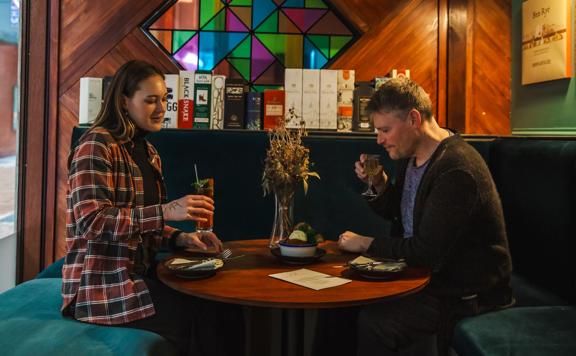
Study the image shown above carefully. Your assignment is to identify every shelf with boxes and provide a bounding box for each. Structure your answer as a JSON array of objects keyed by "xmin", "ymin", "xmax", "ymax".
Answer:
[{"xmin": 78, "ymin": 68, "xmax": 410, "ymax": 134}]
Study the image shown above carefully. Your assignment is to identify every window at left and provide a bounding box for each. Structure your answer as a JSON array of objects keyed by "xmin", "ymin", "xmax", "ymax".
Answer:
[{"xmin": 0, "ymin": 0, "xmax": 20, "ymax": 292}]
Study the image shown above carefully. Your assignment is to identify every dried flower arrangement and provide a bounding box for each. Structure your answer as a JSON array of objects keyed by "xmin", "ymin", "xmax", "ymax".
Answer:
[
  {"xmin": 261, "ymin": 107, "xmax": 320, "ymax": 197},
  {"xmin": 262, "ymin": 107, "xmax": 320, "ymax": 247}
]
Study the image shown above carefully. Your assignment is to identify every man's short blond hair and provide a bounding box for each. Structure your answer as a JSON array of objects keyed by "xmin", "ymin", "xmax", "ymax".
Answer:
[{"xmin": 367, "ymin": 77, "xmax": 433, "ymax": 121}]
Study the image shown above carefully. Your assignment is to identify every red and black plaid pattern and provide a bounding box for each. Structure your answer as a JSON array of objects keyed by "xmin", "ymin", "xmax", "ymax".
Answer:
[{"xmin": 61, "ymin": 127, "xmax": 177, "ymax": 325}]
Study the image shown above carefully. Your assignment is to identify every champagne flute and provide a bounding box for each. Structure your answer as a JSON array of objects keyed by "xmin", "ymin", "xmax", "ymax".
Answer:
[{"xmin": 362, "ymin": 154, "xmax": 381, "ymax": 197}]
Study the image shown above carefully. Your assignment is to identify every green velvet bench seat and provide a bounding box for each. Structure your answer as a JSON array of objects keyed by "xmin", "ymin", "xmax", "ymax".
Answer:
[
  {"xmin": 452, "ymin": 137, "xmax": 576, "ymax": 355},
  {"xmin": 453, "ymin": 306, "xmax": 576, "ymax": 356},
  {"xmin": 0, "ymin": 278, "xmax": 177, "ymax": 356}
]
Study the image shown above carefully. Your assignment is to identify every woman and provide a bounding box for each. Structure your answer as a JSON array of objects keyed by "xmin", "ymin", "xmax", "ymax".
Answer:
[{"xmin": 61, "ymin": 60, "xmax": 235, "ymax": 355}]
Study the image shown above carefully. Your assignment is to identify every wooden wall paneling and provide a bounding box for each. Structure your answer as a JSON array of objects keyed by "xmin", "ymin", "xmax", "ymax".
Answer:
[
  {"xmin": 330, "ymin": 0, "xmax": 439, "ymax": 113},
  {"xmin": 446, "ymin": 0, "xmax": 469, "ymax": 132},
  {"xmin": 44, "ymin": 0, "xmax": 61, "ymax": 267},
  {"xmin": 18, "ymin": 0, "xmax": 60, "ymax": 281},
  {"xmin": 447, "ymin": 0, "xmax": 511, "ymax": 134},
  {"xmin": 469, "ymin": 0, "xmax": 511, "ymax": 134},
  {"xmin": 59, "ymin": 0, "xmax": 165, "ymax": 96},
  {"xmin": 330, "ymin": 0, "xmax": 402, "ymax": 33},
  {"xmin": 437, "ymin": 0, "xmax": 448, "ymax": 127}
]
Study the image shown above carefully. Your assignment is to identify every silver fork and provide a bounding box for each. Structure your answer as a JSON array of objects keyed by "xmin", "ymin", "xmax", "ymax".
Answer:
[
  {"xmin": 219, "ymin": 248, "xmax": 245, "ymax": 261},
  {"xmin": 220, "ymin": 248, "xmax": 232, "ymax": 259}
]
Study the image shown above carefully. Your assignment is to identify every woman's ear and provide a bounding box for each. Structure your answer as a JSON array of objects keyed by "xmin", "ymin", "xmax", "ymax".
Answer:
[{"xmin": 122, "ymin": 95, "xmax": 129, "ymax": 111}]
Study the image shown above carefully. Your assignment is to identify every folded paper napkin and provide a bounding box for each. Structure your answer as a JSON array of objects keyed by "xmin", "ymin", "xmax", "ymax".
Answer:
[
  {"xmin": 169, "ymin": 258, "xmax": 223, "ymax": 271},
  {"xmin": 349, "ymin": 256, "xmax": 406, "ymax": 272}
]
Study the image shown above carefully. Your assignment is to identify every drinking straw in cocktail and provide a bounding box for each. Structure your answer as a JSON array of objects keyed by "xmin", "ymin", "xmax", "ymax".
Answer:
[{"xmin": 194, "ymin": 164, "xmax": 199, "ymax": 184}]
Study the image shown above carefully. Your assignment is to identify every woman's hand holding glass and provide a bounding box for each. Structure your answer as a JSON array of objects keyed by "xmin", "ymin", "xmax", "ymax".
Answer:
[
  {"xmin": 161, "ymin": 195, "xmax": 214, "ymax": 222},
  {"xmin": 356, "ymin": 154, "xmax": 387, "ymax": 197}
]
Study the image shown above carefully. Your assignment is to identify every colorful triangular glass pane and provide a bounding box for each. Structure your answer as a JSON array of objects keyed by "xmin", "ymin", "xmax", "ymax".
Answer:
[
  {"xmin": 229, "ymin": 58, "xmax": 251, "ymax": 80},
  {"xmin": 282, "ymin": 0, "xmax": 304, "ymax": 7},
  {"xmin": 251, "ymin": 35, "xmax": 275, "ymax": 81},
  {"xmin": 278, "ymin": 11, "xmax": 301, "ymax": 34},
  {"xmin": 230, "ymin": 0, "xmax": 252, "ymax": 5},
  {"xmin": 307, "ymin": 34, "xmax": 329, "ymax": 58},
  {"xmin": 203, "ymin": 8, "xmax": 226, "ymax": 31},
  {"xmin": 252, "ymin": 0, "xmax": 277, "ymax": 29},
  {"xmin": 226, "ymin": 8, "xmax": 249, "ymax": 32},
  {"xmin": 213, "ymin": 59, "xmax": 246, "ymax": 81},
  {"xmin": 149, "ymin": 30, "xmax": 172, "ymax": 53},
  {"xmin": 330, "ymin": 35, "xmax": 353, "ymax": 58},
  {"xmin": 252, "ymin": 84, "xmax": 283, "ymax": 92},
  {"xmin": 282, "ymin": 8, "xmax": 327, "ymax": 32},
  {"xmin": 308, "ymin": 11, "xmax": 352, "ymax": 35},
  {"xmin": 172, "ymin": 30, "xmax": 196, "ymax": 54},
  {"xmin": 230, "ymin": 35, "xmax": 252, "ymax": 58},
  {"xmin": 173, "ymin": 33, "xmax": 199, "ymax": 71},
  {"xmin": 149, "ymin": 5, "xmax": 199, "ymax": 30},
  {"xmin": 253, "ymin": 60, "xmax": 284, "ymax": 85},
  {"xmin": 199, "ymin": 32, "xmax": 248, "ymax": 70},
  {"xmin": 230, "ymin": 6, "xmax": 252, "ymax": 29},
  {"xmin": 255, "ymin": 10, "xmax": 278, "ymax": 33},
  {"xmin": 305, "ymin": 0, "xmax": 327, "ymax": 8},
  {"xmin": 304, "ymin": 36, "xmax": 327, "ymax": 69},
  {"xmin": 200, "ymin": 0, "xmax": 225, "ymax": 28},
  {"xmin": 256, "ymin": 33, "xmax": 303, "ymax": 68}
]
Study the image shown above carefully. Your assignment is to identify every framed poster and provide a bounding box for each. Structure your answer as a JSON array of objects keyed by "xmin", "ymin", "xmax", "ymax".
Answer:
[{"xmin": 522, "ymin": 0, "xmax": 572, "ymax": 84}]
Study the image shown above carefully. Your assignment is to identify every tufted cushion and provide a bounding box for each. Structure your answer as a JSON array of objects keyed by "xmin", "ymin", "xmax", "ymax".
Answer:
[
  {"xmin": 0, "ymin": 278, "xmax": 177, "ymax": 356},
  {"xmin": 453, "ymin": 306, "xmax": 576, "ymax": 356}
]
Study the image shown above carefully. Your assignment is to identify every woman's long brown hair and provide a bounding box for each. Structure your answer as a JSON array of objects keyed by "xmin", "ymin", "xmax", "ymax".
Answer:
[{"xmin": 90, "ymin": 60, "xmax": 165, "ymax": 142}]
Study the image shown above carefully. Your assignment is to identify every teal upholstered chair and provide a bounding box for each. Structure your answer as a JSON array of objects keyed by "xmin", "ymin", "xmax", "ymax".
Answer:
[{"xmin": 0, "ymin": 278, "xmax": 177, "ymax": 355}]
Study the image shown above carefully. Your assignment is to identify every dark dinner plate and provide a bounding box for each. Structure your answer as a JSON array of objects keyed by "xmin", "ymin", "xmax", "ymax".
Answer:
[
  {"xmin": 164, "ymin": 257, "xmax": 223, "ymax": 279},
  {"xmin": 270, "ymin": 247, "xmax": 326, "ymax": 265},
  {"xmin": 349, "ymin": 259, "xmax": 407, "ymax": 280}
]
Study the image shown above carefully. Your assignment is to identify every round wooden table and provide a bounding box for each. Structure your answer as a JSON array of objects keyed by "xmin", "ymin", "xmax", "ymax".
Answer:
[
  {"xmin": 158, "ymin": 239, "xmax": 430, "ymax": 308},
  {"xmin": 158, "ymin": 239, "xmax": 430, "ymax": 356}
]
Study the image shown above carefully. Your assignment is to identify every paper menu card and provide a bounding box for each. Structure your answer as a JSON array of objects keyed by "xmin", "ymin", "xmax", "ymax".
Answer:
[{"xmin": 269, "ymin": 269, "xmax": 351, "ymax": 291}]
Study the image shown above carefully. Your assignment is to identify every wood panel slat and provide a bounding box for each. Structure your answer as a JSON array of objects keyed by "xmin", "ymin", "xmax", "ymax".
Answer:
[
  {"xmin": 59, "ymin": 0, "xmax": 165, "ymax": 96},
  {"xmin": 437, "ymin": 0, "xmax": 448, "ymax": 127},
  {"xmin": 18, "ymin": 0, "xmax": 59, "ymax": 281},
  {"xmin": 330, "ymin": 0, "xmax": 439, "ymax": 111},
  {"xmin": 469, "ymin": 0, "xmax": 511, "ymax": 135},
  {"xmin": 44, "ymin": 0, "xmax": 61, "ymax": 267},
  {"xmin": 330, "ymin": 0, "xmax": 402, "ymax": 33}
]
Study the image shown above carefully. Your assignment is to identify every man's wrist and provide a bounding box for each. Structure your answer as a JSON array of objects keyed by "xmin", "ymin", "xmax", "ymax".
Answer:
[{"xmin": 362, "ymin": 236, "xmax": 374, "ymax": 252}]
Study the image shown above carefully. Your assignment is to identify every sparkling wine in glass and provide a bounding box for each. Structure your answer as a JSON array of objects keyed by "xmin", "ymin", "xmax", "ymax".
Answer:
[{"xmin": 362, "ymin": 154, "xmax": 381, "ymax": 197}]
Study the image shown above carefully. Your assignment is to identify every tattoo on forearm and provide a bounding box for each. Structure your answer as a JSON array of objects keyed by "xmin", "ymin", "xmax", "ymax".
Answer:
[{"xmin": 162, "ymin": 201, "xmax": 183, "ymax": 217}]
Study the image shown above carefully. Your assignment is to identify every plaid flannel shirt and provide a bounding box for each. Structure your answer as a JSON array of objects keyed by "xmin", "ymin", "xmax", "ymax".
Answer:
[{"xmin": 61, "ymin": 127, "xmax": 178, "ymax": 325}]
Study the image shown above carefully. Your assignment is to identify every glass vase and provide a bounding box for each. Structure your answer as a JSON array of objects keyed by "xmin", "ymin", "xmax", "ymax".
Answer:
[{"xmin": 269, "ymin": 187, "xmax": 295, "ymax": 249}]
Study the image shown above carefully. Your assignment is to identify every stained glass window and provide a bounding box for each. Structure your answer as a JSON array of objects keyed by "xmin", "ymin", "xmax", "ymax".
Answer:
[{"xmin": 142, "ymin": 0, "xmax": 359, "ymax": 91}]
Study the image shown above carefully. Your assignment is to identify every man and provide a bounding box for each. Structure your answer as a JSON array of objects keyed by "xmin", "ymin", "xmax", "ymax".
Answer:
[{"xmin": 339, "ymin": 77, "xmax": 514, "ymax": 355}]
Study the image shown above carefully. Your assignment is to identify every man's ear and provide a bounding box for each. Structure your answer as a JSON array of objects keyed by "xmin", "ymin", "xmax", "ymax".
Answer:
[{"xmin": 409, "ymin": 109, "xmax": 422, "ymax": 128}]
